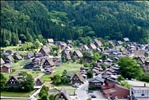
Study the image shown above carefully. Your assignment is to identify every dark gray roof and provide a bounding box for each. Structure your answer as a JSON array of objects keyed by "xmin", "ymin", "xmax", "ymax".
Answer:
[
  {"xmin": 89, "ymin": 77, "xmax": 105, "ymax": 83},
  {"xmin": 59, "ymin": 88, "xmax": 71, "ymax": 100}
]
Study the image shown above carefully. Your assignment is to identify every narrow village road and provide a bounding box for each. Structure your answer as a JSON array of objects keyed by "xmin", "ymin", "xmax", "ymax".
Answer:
[
  {"xmin": 29, "ymin": 73, "xmax": 44, "ymax": 100},
  {"xmin": 76, "ymin": 81, "xmax": 89, "ymax": 100},
  {"xmin": 29, "ymin": 88, "xmax": 42, "ymax": 100}
]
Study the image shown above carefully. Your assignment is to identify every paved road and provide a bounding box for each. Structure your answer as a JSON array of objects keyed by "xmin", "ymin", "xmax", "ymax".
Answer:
[
  {"xmin": 29, "ymin": 73, "xmax": 44, "ymax": 100},
  {"xmin": 76, "ymin": 81, "xmax": 89, "ymax": 100},
  {"xmin": 89, "ymin": 90, "xmax": 106, "ymax": 100}
]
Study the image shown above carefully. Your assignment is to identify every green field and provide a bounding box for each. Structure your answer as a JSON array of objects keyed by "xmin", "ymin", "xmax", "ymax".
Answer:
[
  {"xmin": 1, "ymin": 90, "xmax": 34, "ymax": 97},
  {"xmin": 3, "ymin": 60, "xmax": 43, "ymax": 80},
  {"xmin": 41, "ymin": 63, "xmax": 81, "ymax": 95},
  {"xmin": 1, "ymin": 46, "xmax": 19, "ymax": 50},
  {"xmin": 42, "ymin": 63, "xmax": 82, "ymax": 81},
  {"xmin": 53, "ymin": 63, "xmax": 82, "ymax": 75},
  {"xmin": 2, "ymin": 61, "xmax": 81, "ymax": 97}
]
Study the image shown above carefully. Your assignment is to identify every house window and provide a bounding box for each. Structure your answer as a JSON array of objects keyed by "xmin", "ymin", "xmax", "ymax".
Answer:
[{"xmin": 61, "ymin": 95, "xmax": 63, "ymax": 98}]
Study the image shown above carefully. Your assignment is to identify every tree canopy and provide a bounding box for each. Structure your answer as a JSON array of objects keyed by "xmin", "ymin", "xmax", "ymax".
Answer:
[
  {"xmin": 0, "ymin": 73, "xmax": 6, "ymax": 91},
  {"xmin": 1, "ymin": 1, "xmax": 149, "ymax": 47},
  {"xmin": 118, "ymin": 57, "xmax": 143, "ymax": 80}
]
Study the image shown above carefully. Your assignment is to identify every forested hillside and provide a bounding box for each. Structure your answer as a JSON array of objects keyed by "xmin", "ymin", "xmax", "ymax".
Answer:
[{"xmin": 1, "ymin": 1, "xmax": 149, "ymax": 46}]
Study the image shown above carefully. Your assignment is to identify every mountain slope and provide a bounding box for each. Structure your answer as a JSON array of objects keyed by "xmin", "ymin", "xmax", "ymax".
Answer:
[{"xmin": 1, "ymin": 1, "xmax": 149, "ymax": 46}]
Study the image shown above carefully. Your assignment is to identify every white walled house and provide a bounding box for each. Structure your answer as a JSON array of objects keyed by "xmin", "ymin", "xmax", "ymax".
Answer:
[{"xmin": 130, "ymin": 85, "xmax": 149, "ymax": 100}]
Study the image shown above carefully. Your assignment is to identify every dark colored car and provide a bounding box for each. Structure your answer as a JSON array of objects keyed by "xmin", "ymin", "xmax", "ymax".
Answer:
[
  {"xmin": 88, "ymin": 90, "xmax": 93, "ymax": 93},
  {"xmin": 90, "ymin": 94, "xmax": 96, "ymax": 98}
]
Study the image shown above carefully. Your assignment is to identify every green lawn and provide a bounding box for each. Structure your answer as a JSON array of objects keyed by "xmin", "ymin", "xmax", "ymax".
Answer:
[
  {"xmin": 42, "ymin": 75, "xmax": 51, "ymax": 81},
  {"xmin": 3, "ymin": 60, "xmax": 42, "ymax": 79},
  {"xmin": 41, "ymin": 63, "xmax": 81, "ymax": 95},
  {"xmin": 53, "ymin": 63, "xmax": 82, "ymax": 75},
  {"xmin": 1, "ymin": 45, "xmax": 19, "ymax": 51},
  {"xmin": 1, "ymin": 90, "xmax": 34, "ymax": 97},
  {"xmin": 42, "ymin": 63, "xmax": 82, "ymax": 81}
]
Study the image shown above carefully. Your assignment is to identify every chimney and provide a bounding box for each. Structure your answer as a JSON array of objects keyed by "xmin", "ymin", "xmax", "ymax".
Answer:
[{"xmin": 144, "ymin": 83, "xmax": 146, "ymax": 87}]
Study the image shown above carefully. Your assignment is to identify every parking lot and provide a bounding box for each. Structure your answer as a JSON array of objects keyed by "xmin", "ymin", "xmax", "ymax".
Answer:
[{"xmin": 88, "ymin": 90, "xmax": 107, "ymax": 100}]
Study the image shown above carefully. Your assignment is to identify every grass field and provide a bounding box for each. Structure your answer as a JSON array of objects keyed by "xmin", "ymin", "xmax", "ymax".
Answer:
[
  {"xmin": 1, "ymin": 90, "xmax": 34, "ymax": 97},
  {"xmin": 41, "ymin": 63, "xmax": 81, "ymax": 95},
  {"xmin": 53, "ymin": 63, "xmax": 82, "ymax": 75},
  {"xmin": 42, "ymin": 63, "xmax": 82, "ymax": 81},
  {"xmin": 3, "ymin": 59, "xmax": 43, "ymax": 79},
  {"xmin": 1, "ymin": 46, "xmax": 19, "ymax": 50}
]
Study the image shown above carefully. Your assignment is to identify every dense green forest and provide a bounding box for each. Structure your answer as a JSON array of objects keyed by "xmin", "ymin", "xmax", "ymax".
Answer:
[{"xmin": 1, "ymin": 1, "xmax": 149, "ymax": 47}]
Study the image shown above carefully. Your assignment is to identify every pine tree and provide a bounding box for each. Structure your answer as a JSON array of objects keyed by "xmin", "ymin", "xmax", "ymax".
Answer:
[{"xmin": 26, "ymin": 29, "xmax": 33, "ymax": 42}]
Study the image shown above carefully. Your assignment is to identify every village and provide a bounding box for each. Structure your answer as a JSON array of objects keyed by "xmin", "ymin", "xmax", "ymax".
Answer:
[{"xmin": 0, "ymin": 37, "xmax": 149, "ymax": 100}]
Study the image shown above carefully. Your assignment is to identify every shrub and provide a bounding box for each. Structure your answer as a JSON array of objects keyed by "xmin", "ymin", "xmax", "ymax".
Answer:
[
  {"xmin": 117, "ymin": 75, "xmax": 125, "ymax": 82},
  {"xmin": 141, "ymin": 74, "xmax": 149, "ymax": 82},
  {"xmin": 12, "ymin": 69, "xmax": 16, "ymax": 72},
  {"xmin": 84, "ymin": 63, "xmax": 90, "ymax": 67},
  {"xmin": 87, "ymin": 70, "xmax": 93, "ymax": 78},
  {"xmin": 88, "ymin": 86, "xmax": 97, "ymax": 90}
]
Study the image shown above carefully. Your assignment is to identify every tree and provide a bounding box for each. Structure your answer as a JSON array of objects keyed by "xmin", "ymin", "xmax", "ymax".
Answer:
[
  {"xmin": 101, "ymin": 54, "xmax": 106, "ymax": 60},
  {"xmin": 90, "ymin": 61, "xmax": 96, "ymax": 67},
  {"xmin": 83, "ymin": 52, "xmax": 92, "ymax": 59},
  {"xmin": 34, "ymin": 39, "xmax": 40, "ymax": 49},
  {"xmin": 141, "ymin": 74, "xmax": 149, "ymax": 82},
  {"xmin": 0, "ymin": 72, "xmax": 6, "ymax": 91},
  {"xmin": 93, "ymin": 52, "xmax": 101, "ymax": 61},
  {"xmin": 11, "ymin": 33, "xmax": 18, "ymax": 46},
  {"xmin": 62, "ymin": 70, "xmax": 67, "ymax": 75},
  {"xmin": 26, "ymin": 29, "xmax": 33, "ymax": 42},
  {"xmin": 100, "ymin": 64, "xmax": 106, "ymax": 71},
  {"xmin": 104, "ymin": 36, "xmax": 110, "ymax": 41},
  {"xmin": 61, "ymin": 56, "xmax": 65, "ymax": 63},
  {"xmin": 19, "ymin": 34, "xmax": 26, "ymax": 43},
  {"xmin": 120, "ymin": 81, "xmax": 131, "ymax": 89},
  {"xmin": 39, "ymin": 86, "xmax": 49, "ymax": 100},
  {"xmin": 117, "ymin": 75, "xmax": 125, "ymax": 82},
  {"xmin": 87, "ymin": 70, "xmax": 93, "ymax": 78},
  {"xmin": 51, "ymin": 46, "xmax": 58, "ymax": 51},
  {"xmin": 18, "ymin": 71, "xmax": 34, "ymax": 92},
  {"xmin": 20, "ymin": 42, "xmax": 34, "ymax": 51},
  {"xmin": 72, "ymin": 57, "xmax": 76, "ymax": 62},
  {"xmin": 49, "ymin": 94, "xmax": 57, "ymax": 100},
  {"xmin": 79, "ymin": 58, "xmax": 83, "ymax": 65},
  {"xmin": 61, "ymin": 76, "xmax": 71, "ymax": 84},
  {"xmin": 118, "ymin": 57, "xmax": 143, "ymax": 80},
  {"xmin": 4, "ymin": 40, "xmax": 10, "ymax": 46},
  {"xmin": 84, "ymin": 63, "xmax": 90, "ymax": 67},
  {"xmin": 51, "ymin": 74, "xmax": 62, "ymax": 85}
]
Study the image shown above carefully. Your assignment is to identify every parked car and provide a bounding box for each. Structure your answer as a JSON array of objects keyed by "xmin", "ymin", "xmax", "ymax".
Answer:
[
  {"xmin": 90, "ymin": 94, "xmax": 96, "ymax": 98},
  {"xmin": 88, "ymin": 90, "xmax": 93, "ymax": 93}
]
